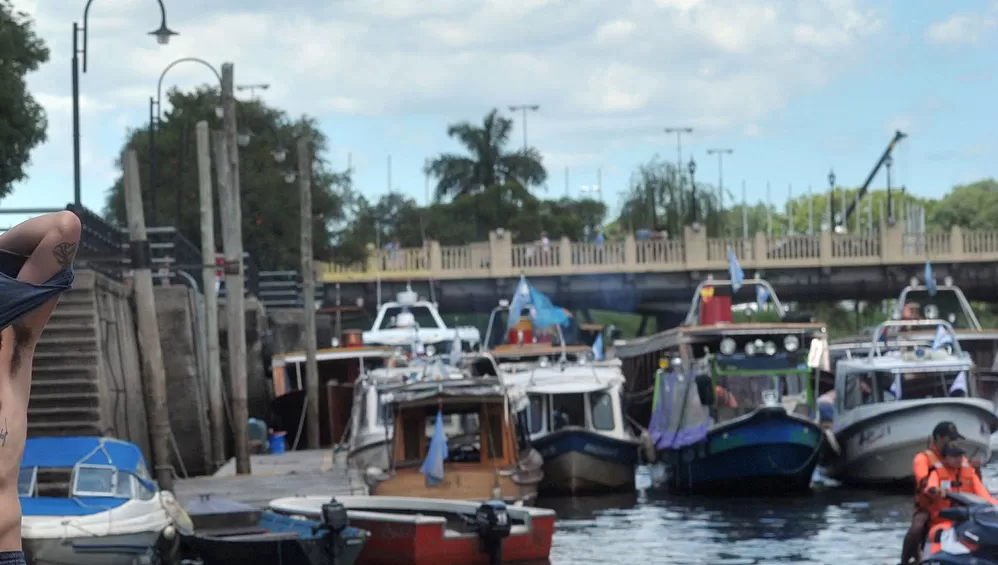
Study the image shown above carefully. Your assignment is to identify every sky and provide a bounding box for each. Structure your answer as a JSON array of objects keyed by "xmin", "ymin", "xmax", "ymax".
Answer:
[{"xmin": 8, "ymin": 0, "xmax": 998, "ymax": 230}]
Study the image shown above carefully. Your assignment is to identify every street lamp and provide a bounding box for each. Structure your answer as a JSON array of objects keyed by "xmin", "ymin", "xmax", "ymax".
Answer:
[
  {"xmin": 828, "ymin": 168, "xmax": 837, "ymax": 231},
  {"xmin": 508, "ymin": 104, "xmax": 540, "ymax": 154},
  {"xmin": 689, "ymin": 158, "xmax": 699, "ymax": 230},
  {"xmin": 73, "ymin": 0, "xmax": 177, "ymax": 206}
]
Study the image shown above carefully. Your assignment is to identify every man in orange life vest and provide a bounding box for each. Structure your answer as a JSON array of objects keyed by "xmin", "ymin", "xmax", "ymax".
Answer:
[
  {"xmin": 921, "ymin": 442, "xmax": 998, "ymax": 557},
  {"xmin": 900, "ymin": 421, "xmax": 984, "ymax": 564}
]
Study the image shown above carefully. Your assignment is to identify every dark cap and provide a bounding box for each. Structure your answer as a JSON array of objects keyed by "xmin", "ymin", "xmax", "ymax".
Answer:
[
  {"xmin": 932, "ymin": 421, "xmax": 965, "ymax": 441},
  {"xmin": 943, "ymin": 444, "xmax": 966, "ymax": 457}
]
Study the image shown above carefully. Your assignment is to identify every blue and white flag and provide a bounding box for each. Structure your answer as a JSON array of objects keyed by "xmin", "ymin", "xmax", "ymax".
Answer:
[
  {"xmin": 950, "ymin": 371, "xmax": 968, "ymax": 395},
  {"xmin": 756, "ymin": 284, "xmax": 769, "ymax": 312},
  {"xmin": 932, "ymin": 325, "xmax": 953, "ymax": 351},
  {"xmin": 529, "ymin": 285, "xmax": 570, "ymax": 328},
  {"xmin": 728, "ymin": 247, "xmax": 745, "ymax": 292},
  {"xmin": 420, "ymin": 409, "xmax": 449, "ymax": 486},
  {"xmin": 592, "ymin": 333, "xmax": 604, "ymax": 361},
  {"xmin": 506, "ymin": 276, "xmax": 531, "ymax": 331},
  {"xmin": 889, "ymin": 374, "xmax": 902, "ymax": 400},
  {"xmin": 925, "ymin": 262, "xmax": 937, "ymax": 296}
]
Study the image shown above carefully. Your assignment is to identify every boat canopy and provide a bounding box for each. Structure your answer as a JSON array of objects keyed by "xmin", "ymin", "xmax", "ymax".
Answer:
[
  {"xmin": 648, "ymin": 366, "xmax": 711, "ymax": 450},
  {"xmin": 380, "ymin": 378, "xmax": 528, "ymax": 411},
  {"xmin": 21, "ymin": 437, "xmax": 147, "ymax": 474}
]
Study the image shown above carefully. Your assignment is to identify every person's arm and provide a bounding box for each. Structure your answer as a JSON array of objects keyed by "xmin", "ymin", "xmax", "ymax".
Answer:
[
  {"xmin": 925, "ymin": 471, "xmax": 944, "ymax": 497},
  {"xmin": 969, "ymin": 473, "xmax": 998, "ymax": 505},
  {"xmin": 0, "ymin": 211, "xmax": 81, "ymax": 338},
  {"xmin": 913, "ymin": 453, "xmax": 929, "ymax": 483}
]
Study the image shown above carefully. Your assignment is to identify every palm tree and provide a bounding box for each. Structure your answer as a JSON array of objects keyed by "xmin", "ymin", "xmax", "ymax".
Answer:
[{"xmin": 426, "ymin": 108, "xmax": 547, "ymax": 201}]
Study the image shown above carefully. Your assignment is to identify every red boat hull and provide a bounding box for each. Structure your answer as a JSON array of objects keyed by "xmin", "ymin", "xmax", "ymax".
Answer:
[{"xmin": 351, "ymin": 514, "xmax": 556, "ymax": 565}]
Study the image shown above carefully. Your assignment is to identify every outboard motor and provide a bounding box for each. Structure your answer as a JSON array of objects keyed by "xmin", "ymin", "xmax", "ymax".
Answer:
[
  {"xmin": 921, "ymin": 491, "xmax": 998, "ymax": 564},
  {"xmin": 475, "ymin": 500, "xmax": 512, "ymax": 565},
  {"xmin": 320, "ymin": 498, "xmax": 350, "ymax": 558}
]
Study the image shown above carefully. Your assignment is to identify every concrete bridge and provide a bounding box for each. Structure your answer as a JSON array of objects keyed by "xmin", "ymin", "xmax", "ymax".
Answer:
[{"xmin": 313, "ymin": 224, "xmax": 998, "ymax": 313}]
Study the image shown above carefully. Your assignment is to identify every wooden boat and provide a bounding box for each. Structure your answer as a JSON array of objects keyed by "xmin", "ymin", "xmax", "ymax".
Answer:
[
  {"xmin": 269, "ymin": 344, "xmax": 394, "ymax": 449},
  {"xmin": 269, "ymin": 495, "xmax": 556, "ymax": 565},
  {"xmin": 484, "ymin": 300, "xmax": 640, "ymax": 495},
  {"xmin": 364, "ymin": 374, "xmax": 543, "ymax": 503},
  {"xmin": 615, "ymin": 276, "xmax": 829, "ymax": 494},
  {"xmin": 179, "ymin": 495, "xmax": 369, "ymax": 565}
]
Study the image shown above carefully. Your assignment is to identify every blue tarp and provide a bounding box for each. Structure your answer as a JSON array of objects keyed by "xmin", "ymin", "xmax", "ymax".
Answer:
[
  {"xmin": 21, "ymin": 437, "xmax": 146, "ymax": 473},
  {"xmin": 20, "ymin": 497, "xmax": 128, "ymax": 517}
]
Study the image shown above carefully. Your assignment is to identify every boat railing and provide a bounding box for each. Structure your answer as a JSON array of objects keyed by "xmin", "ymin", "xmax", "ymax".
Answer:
[
  {"xmin": 893, "ymin": 284, "xmax": 982, "ymax": 330},
  {"xmin": 867, "ymin": 318, "xmax": 964, "ymax": 358},
  {"xmin": 683, "ymin": 276, "xmax": 788, "ymax": 326}
]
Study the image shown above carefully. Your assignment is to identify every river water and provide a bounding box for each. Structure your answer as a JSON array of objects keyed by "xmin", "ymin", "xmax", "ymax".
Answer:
[{"xmin": 539, "ymin": 466, "xmax": 998, "ymax": 564}]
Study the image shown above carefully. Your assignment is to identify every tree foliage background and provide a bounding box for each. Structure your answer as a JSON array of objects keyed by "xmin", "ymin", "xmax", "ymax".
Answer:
[{"xmin": 0, "ymin": 0, "xmax": 50, "ymax": 196}]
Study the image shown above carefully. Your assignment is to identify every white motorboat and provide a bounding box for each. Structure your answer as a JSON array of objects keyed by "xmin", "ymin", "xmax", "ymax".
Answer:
[
  {"xmin": 824, "ymin": 319, "xmax": 998, "ymax": 486},
  {"xmin": 19, "ymin": 436, "xmax": 192, "ymax": 565},
  {"xmin": 362, "ymin": 285, "xmax": 480, "ymax": 350},
  {"xmin": 484, "ymin": 298, "xmax": 640, "ymax": 494}
]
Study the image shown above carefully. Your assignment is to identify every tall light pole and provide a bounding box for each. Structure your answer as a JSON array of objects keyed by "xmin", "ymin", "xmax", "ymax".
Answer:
[
  {"xmin": 73, "ymin": 0, "xmax": 177, "ymax": 206},
  {"xmin": 706, "ymin": 148, "xmax": 733, "ymax": 235},
  {"xmin": 664, "ymin": 127, "xmax": 693, "ymax": 183},
  {"xmin": 688, "ymin": 157, "xmax": 698, "ymax": 229},
  {"xmin": 236, "ymin": 83, "xmax": 270, "ymax": 98},
  {"xmin": 828, "ymin": 169, "xmax": 837, "ymax": 231},
  {"xmin": 508, "ymin": 104, "xmax": 540, "ymax": 154}
]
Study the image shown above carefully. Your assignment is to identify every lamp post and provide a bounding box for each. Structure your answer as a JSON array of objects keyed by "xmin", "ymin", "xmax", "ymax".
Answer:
[
  {"xmin": 828, "ymin": 169, "xmax": 837, "ymax": 231},
  {"xmin": 688, "ymin": 157, "xmax": 698, "ymax": 230},
  {"xmin": 508, "ymin": 104, "xmax": 540, "ymax": 154},
  {"xmin": 706, "ymin": 148, "xmax": 733, "ymax": 236},
  {"xmin": 73, "ymin": 0, "xmax": 177, "ymax": 206},
  {"xmin": 150, "ymin": 58, "xmax": 284, "ymax": 227}
]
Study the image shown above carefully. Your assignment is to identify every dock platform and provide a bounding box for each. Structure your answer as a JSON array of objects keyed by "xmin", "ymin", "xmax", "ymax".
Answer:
[{"xmin": 171, "ymin": 449, "xmax": 366, "ymax": 508}]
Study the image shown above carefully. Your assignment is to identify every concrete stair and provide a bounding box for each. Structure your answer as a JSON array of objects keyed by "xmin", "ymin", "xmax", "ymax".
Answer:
[{"xmin": 28, "ymin": 284, "xmax": 103, "ymax": 438}]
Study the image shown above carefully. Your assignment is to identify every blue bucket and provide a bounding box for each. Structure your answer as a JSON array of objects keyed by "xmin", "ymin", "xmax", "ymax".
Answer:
[{"xmin": 268, "ymin": 431, "xmax": 287, "ymax": 455}]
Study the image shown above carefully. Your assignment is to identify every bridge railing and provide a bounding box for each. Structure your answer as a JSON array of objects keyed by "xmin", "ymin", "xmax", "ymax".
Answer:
[{"xmin": 316, "ymin": 223, "xmax": 996, "ymax": 283}]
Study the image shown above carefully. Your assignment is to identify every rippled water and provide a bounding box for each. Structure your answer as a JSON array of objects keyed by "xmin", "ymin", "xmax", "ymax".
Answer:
[{"xmin": 539, "ymin": 466, "xmax": 998, "ymax": 564}]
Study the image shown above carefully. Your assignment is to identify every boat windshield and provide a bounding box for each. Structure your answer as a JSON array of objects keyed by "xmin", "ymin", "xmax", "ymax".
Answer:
[
  {"xmin": 896, "ymin": 288, "xmax": 976, "ymax": 330},
  {"xmin": 713, "ymin": 373, "xmax": 813, "ymax": 421},
  {"xmin": 842, "ymin": 369, "xmax": 970, "ymax": 408},
  {"xmin": 377, "ymin": 306, "xmax": 444, "ymax": 330}
]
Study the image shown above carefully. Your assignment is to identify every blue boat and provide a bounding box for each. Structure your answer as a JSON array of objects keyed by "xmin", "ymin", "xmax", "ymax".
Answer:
[
  {"xmin": 642, "ymin": 277, "xmax": 829, "ymax": 495},
  {"xmin": 19, "ymin": 436, "xmax": 192, "ymax": 565},
  {"xmin": 485, "ymin": 279, "xmax": 641, "ymax": 495}
]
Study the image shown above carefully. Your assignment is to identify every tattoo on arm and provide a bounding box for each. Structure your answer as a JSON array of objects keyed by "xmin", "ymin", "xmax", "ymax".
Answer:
[
  {"xmin": 0, "ymin": 419, "xmax": 8, "ymax": 447},
  {"xmin": 52, "ymin": 241, "xmax": 78, "ymax": 268}
]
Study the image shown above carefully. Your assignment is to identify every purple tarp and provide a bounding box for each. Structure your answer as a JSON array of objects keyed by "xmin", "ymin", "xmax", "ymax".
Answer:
[{"xmin": 648, "ymin": 369, "xmax": 711, "ymax": 450}]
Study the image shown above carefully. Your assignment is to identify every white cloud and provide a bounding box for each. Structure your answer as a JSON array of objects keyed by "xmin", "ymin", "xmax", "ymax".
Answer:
[
  {"xmin": 926, "ymin": 13, "xmax": 996, "ymax": 46},
  {"xmin": 12, "ymin": 0, "xmax": 884, "ymax": 206}
]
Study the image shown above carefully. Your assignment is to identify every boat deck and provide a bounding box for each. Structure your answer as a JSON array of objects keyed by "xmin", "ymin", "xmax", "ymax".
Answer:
[{"xmin": 172, "ymin": 449, "xmax": 367, "ymax": 507}]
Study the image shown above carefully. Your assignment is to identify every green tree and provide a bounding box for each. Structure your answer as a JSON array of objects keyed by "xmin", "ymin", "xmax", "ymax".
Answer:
[
  {"xmin": 425, "ymin": 108, "xmax": 547, "ymax": 200},
  {"xmin": 928, "ymin": 179, "xmax": 998, "ymax": 231},
  {"xmin": 616, "ymin": 157, "xmax": 724, "ymax": 237},
  {"xmin": 0, "ymin": 0, "xmax": 50, "ymax": 196},
  {"xmin": 102, "ymin": 86, "xmax": 350, "ymax": 270}
]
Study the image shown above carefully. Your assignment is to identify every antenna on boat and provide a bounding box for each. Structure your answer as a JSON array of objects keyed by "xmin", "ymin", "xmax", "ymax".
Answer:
[{"xmin": 375, "ymin": 224, "xmax": 383, "ymax": 308}]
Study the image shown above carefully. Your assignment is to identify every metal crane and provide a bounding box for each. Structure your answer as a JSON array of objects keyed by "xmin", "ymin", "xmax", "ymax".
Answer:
[{"xmin": 835, "ymin": 130, "xmax": 907, "ymax": 230}]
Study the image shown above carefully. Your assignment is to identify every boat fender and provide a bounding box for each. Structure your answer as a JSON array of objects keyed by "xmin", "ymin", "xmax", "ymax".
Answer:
[
  {"xmin": 639, "ymin": 431, "xmax": 657, "ymax": 463},
  {"xmin": 162, "ymin": 525, "xmax": 177, "ymax": 541},
  {"xmin": 475, "ymin": 500, "xmax": 512, "ymax": 565},
  {"xmin": 321, "ymin": 499, "xmax": 349, "ymax": 533},
  {"xmin": 823, "ymin": 429, "xmax": 841, "ymax": 455}
]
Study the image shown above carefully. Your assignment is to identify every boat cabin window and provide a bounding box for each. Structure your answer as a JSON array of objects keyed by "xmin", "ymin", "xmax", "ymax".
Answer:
[
  {"xmin": 713, "ymin": 375, "xmax": 807, "ymax": 420},
  {"xmin": 844, "ymin": 369, "xmax": 969, "ymax": 408},
  {"xmin": 515, "ymin": 410, "xmax": 532, "ymax": 453},
  {"xmin": 470, "ymin": 357, "xmax": 499, "ymax": 378},
  {"xmin": 379, "ymin": 306, "xmax": 443, "ymax": 330},
  {"xmin": 72, "ymin": 465, "xmax": 117, "ymax": 496},
  {"xmin": 589, "ymin": 392, "xmax": 615, "ymax": 431},
  {"xmin": 551, "ymin": 393, "xmax": 586, "ymax": 430},
  {"xmin": 527, "ymin": 395, "xmax": 545, "ymax": 434},
  {"xmin": 897, "ymin": 289, "xmax": 974, "ymax": 329},
  {"xmin": 396, "ymin": 402, "xmax": 507, "ymax": 465},
  {"xmin": 17, "ymin": 467, "xmax": 36, "ymax": 497}
]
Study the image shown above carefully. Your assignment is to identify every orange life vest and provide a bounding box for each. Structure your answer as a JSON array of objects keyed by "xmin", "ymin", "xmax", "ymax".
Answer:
[{"xmin": 915, "ymin": 449, "xmax": 945, "ymax": 511}]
